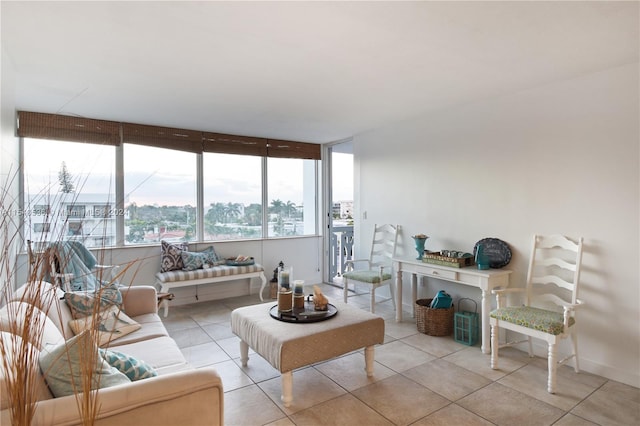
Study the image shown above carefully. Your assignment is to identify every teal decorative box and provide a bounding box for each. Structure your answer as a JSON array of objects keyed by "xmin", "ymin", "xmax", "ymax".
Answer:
[{"xmin": 454, "ymin": 298, "xmax": 479, "ymax": 346}]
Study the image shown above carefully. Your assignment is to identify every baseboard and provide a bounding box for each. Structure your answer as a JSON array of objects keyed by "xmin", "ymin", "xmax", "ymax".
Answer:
[
  {"xmin": 400, "ymin": 300, "xmax": 640, "ymax": 389},
  {"xmin": 515, "ymin": 336, "xmax": 640, "ymax": 388}
]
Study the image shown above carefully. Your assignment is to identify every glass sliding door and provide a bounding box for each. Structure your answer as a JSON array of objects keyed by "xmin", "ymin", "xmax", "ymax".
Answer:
[{"xmin": 326, "ymin": 141, "xmax": 353, "ymax": 286}]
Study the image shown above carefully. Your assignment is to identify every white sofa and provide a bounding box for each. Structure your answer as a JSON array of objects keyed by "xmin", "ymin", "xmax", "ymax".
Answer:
[{"xmin": 0, "ymin": 281, "xmax": 223, "ymax": 425}]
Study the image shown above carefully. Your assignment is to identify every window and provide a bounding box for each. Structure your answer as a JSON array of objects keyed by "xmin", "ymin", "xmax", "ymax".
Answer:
[
  {"xmin": 33, "ymin": 222, "xmax": 50, "ymax": 233},
  {"xmin": 68, "ymin": 222, "xmax": 83, "ymax": 236},
  {"xmin": 33, "ymin": 204, "xmax": 50, "ymax": 216},
  {"xmin": 23, "ymin": 138, "xmax": 116, "ymax": 248},
  {"xmin": 267, "ymin": 157, "xmax": 316, "ymax": 237},
  {"xmin": 66, "ymin": 205, "xmax": 86, "ymax": 219},
  {"xmin": 93, "ymin": 204, "xmax": 111, "ymax": 218},
  {"xmin": 123, "ymin": 144, "xmax": 197, "ymax": 245},
  {"xmin": 20, "ymin": 112, "xmax": 321, "ymax": 248},
  {"xmin": 203, "ymin": 153, "xmax": 262, "ymax": 240}
]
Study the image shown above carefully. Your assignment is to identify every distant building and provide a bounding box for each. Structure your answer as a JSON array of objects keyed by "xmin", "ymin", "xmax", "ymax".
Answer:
[
  {"xmin": 26, "ymin": 193, "xmax": 127, "ymax": 249},
  {"xmin": 332, "ymin": 202, "xmax": 341, "ymax": 218},
  {"xmin": 332, "ymin": 200, "xmax": 353, "ymax": 219},
  {"xmin": 338, "ymin": 200, "xmax": 353, "ymax": 219}
]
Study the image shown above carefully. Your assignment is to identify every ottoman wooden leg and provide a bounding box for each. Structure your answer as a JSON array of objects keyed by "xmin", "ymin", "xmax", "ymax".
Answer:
[
  {"xmin": 364, "ymin": 345, "xmax": 375, "ymax": 377},
  {"xmin": 281, "ymin": 371, "xmax": 293, "ymax": 407},
  {"xmin": 240, "ymin": 340, "xmax": 249, "ymax": 367}
]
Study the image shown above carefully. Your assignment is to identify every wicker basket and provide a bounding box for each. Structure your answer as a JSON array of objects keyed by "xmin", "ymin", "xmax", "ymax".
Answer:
[{"xmin": 415, "ymin": 298, "xmax": 454, "ymax": 336}]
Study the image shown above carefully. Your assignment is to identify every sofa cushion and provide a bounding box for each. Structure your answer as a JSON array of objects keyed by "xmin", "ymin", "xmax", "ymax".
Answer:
[
  {"xmin": 0, "ymin": 332, "xmax": 53, "ymax": 410},
  {"xmin": 106, "ymin": 316, "xmax": 168, "ymax": 346},
  {"xmin": 130, "ymin": 312, "xmax": 165, "ymax": 325},
  {"xmin": 0, "ymin": 302, "xmax": 64, "ymax": 350},
  {"xmin": 68, "ymin": 305, "xmax": 141, "ymax": 347},
  {"xmin": 160, "ymin": 240, "xmax": 189, "ymax": 272},
  {"xmin": 13, "ymin": 281, "xmax": 76, "ymax": 339},
  {"xmin": 490, "ymin": 306, "xmax": 575, "ymax": 335},
  {"xmin": 99, "ymin": 348, "xmax": 158, "ymax": 381},
  {"xmin": 156, "ymin": 263, "xmax": 264, "ymax": 283},
  {"xmin": 63, "ymin": 282, "xmax": 123, "ymax": 319},
  {"xmin": 111, "ymin": 336, "xmax": 188, "ymax": 373},
  {"xmin": 39, "ymin": 330, "xmax": 130, "ymax": 397}
]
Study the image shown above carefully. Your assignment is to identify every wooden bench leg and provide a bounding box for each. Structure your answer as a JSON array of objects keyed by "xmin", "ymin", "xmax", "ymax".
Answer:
[
  {"xmin": 157, "ymin": 291, "xmax": 174, "ymax": 318},
  {"xmin": 364, "ymin": 345, "xmax": 375, "ymax": 377},
  {"xmin": 240, "ymin": 340, "xmax": 249, "ymax": 367},
  {"xmin": 259, "ymin": 271, "xmax": 268, "ymax": 302},
  {"xmin": 281, "ymin": 371, "xmax": 293, "ymax": 408}
]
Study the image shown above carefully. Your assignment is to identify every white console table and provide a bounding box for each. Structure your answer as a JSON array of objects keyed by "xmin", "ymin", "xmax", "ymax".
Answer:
[{"xmin": 393, "ymin": 258, "xmax": 512, "ymax": 354}]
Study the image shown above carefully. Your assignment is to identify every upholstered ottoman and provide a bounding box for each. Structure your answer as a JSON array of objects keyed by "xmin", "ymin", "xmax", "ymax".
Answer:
[{"xmin": 231, "ymin": 301, "xmax": 385, "ymax": 407}]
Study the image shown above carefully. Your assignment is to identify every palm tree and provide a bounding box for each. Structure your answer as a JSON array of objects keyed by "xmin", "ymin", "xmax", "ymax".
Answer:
[
  {"xmin": 243, "ymin": 203, "xmax": 262, "ymax": 226},
  {"xmin": 205, "ymin": 202, "xmax": 226, "ymax": 224},
  {"xmin": 224, "ymin": 202, "xmax": 241, "ymax": 223},
  {"xmin": 270, "ymin": 199, "xmax": 284, "ymax": 217},
  {"xmin": 283, "ymin": 201, "xmax": 296, "ymax": 218}
]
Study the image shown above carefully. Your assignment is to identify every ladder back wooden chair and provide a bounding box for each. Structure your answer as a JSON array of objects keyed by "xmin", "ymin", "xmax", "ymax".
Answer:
[
  {"xmin": 342, "ymin": 224, "xmax": 399, "ymax": 313},
  {"xmin": 490, "ymin": 234, "xmax": 584, "ymax": 393}
]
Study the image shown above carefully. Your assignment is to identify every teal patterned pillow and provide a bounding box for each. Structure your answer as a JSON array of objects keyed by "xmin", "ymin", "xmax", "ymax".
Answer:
[
  {"xmin": 181, "ymin": 250, "xmax": 205, "ymax": 271},
  {"xmin": 64, "ymin": 282, "xmax": 123, "ymax": 319},
  {"xmin": 99, "ymin": 348, "xmax": 158, "ymax": 381},
  {"xmin": 201, "ymin": 246, "xmax": 220, "ymax": 264},
  {"xmin": 180, "ymin": 246, "xmax": 220, "ymax": 271}
]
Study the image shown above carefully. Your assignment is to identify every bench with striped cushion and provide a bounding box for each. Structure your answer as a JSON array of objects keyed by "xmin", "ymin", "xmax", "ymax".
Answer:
[{"xmin": 155, "ymin": 264, "xmax": 268, "ymax": 316}]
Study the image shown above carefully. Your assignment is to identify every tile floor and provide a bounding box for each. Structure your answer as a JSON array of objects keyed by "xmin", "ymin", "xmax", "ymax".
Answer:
[{"xmin": 163, "ymin": 284, "xmax": 639, "ymax": 426}]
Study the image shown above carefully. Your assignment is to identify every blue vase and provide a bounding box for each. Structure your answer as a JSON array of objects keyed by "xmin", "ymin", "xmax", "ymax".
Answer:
[
  {"xmin": 413, "ymin": 237, "xmax": 428, "ymax": 260},
  {"xmin": 475, "ymin": 244, "xmax": 490, "ymax": 270}
]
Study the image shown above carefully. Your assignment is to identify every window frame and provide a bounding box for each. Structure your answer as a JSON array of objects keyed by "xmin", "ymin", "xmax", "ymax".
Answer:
[{"xmin": 20, "ymin": 137, "xmax": 320, "ymax": 248}]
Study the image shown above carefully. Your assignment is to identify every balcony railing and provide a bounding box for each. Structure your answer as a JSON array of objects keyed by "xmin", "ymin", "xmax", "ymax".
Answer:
[{"xmin": 330, "ymin": 225, "xmax": 353, "ymax": 281}]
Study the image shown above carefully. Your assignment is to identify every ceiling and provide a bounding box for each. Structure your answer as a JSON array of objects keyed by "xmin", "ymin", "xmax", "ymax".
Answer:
[{"xmin": 2, "ymin": 1, "xmax": 638, "ymax": 144}]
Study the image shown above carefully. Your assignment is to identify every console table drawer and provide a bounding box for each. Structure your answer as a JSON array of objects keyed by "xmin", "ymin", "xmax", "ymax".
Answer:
[{"xmin": 424, "ymin": 267, "xmax": 457, "ymax": 280}]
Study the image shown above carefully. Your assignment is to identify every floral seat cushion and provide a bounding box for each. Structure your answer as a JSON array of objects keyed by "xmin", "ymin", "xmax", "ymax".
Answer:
[
  {"xmin": 490, "ymin": 306, "xmax": 575, "ymax": 335},
  {"xmin": 342, "ymin": 270, "xmax": 391, "ymax": 284}
]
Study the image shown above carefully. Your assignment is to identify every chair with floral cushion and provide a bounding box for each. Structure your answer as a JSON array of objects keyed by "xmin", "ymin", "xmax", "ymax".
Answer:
[
  {"xmin": 490, "ymin": 234, "xmax": 584, "ymax": 394},
  {"xmin": 342, "ymin": 224, "xmax": 399, "ymax": 313}
]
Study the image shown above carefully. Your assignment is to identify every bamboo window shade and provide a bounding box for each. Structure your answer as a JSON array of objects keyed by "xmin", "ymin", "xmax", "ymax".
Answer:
[
  {"xmin": 17, "ymin": 111, "xmax": 120, "ymax": 145},
  {"xmin": 202, "ymin": 132, "xmax": 269, "ymax": 157},
  {"xmin": 17, "ymin": 111, "xmax": 321, "ymax": 160},
  {"xmin": 122, "ymin": 123, "xmax": 203, "ymax": 154},
  {"xmin": 267, "ymin": 139, "xmax": 321, "ymax": 160}
]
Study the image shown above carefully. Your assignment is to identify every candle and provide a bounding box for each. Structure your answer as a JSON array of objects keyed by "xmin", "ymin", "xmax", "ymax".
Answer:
[
  {"xmin": 278, "ymin": 266, "xmax": 292, "ymax": 289},
  {"xmin": 281, "ymin": 271, "xmax": 289, "ymax": 286}
]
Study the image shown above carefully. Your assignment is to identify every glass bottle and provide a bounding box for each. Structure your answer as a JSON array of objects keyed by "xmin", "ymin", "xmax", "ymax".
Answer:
[{"xmin": 475, "ymin": 243, "xmax": 490, "ymax": 270}]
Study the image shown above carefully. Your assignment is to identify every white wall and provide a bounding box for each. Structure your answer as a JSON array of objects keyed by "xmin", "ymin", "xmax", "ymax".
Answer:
[
  {"xmin": 352, "ymin": 63, "xmax": 639, "ymax": 387},
  {"xmin": 0, "ymin": 44, "xmax": 20, "ymax": 291}
]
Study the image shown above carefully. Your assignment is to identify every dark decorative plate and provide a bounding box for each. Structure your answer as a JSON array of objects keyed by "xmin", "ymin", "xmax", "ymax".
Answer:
[
  {"xmin": 473, "ymin": 238, "xmax": 512, "ymax": 268},
  {"xmin": 269, "ymin": 303, "xmax": 338, "ymax": 323}
]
